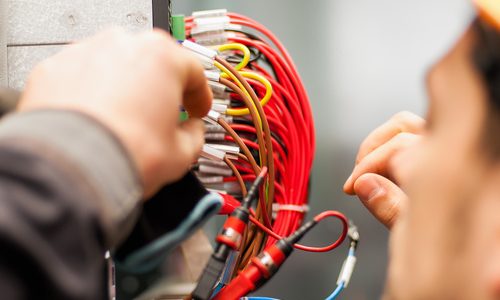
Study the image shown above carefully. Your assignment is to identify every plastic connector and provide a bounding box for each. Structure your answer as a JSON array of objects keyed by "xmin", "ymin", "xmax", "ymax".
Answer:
[
  {"xmin": 192, "ymin": 9, "xmax": 228, "ymax": 19},
  {"xmin": 348, "ymin": 221, "xmax": 360, "ymax": 249},
  {"xmin": 197, "ymin": 175, "xmax": 224, "ymax": 185},
  {"xmin": 208, "ymin": 81, "xmax": 229, "ymax": 99},
  {"xmin": 182, "ymin": 40, "xmax": 217, "ymax": 59},
  {"xmin": 193, "ymin": 52, "xmax": 215, "ymax": 69},
  {"xmin": 213, "ymin": 98, "xmax": 231, "ymax": 106},
  {"xmin": 199, "ymin": 165, "xmax": 233, "ymax": 177},
  {"xmin": 171, "ymin": 15, "xmax": 186, "ymax": 41},
  {"xmin": 193, "ymin": 16, "xmax": 230, "ymax": 27},
  {"xmin": 203, "ymin": 110, "xmax": 221, "ymax": 125},
  {"xmin": 335, "ymin": 220, "xmax": 359, "ymax": 288},
  {"xmin": 205, "ymin": 144, "xmax": 239, "ymax": 160},
  {"xmin": 204, "ymin": 132, "xmax": 225, "ymax": 141},
  {"xmin": 211, "ymin": 103, "xmax": 227, "ymax": 113},
  {"xmin": 205, "ymin": 123, "xmax": 226, "ymax": 133},
  {"xmin": 205, "ymin": 144, "xmax": 239, "ymax": 156},
  {"xmin": 204, "ymin": 70, "xmax": 221, "ymax": 82},
  {"xmin": 193, "ymin": 34, "xmax": 228, "ymax": 47},
  {"xmin": 191, "ymin": 25, "xmax": 226, "ymax": 36},
  {"xmin": 198, "ymin": 157, "xmax": 228, "ymax": 168},
  {"xmin": 201, "ymin": 144, "xmax": 225, "ymax": 161},
  {"xmin": 336, "ymin": 254, "xmax": 357, "ymax": 287}
]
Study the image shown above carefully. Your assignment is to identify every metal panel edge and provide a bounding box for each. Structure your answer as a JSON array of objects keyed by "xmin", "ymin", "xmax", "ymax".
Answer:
[{"xmin": 0, "ymin": 0, "xmax": 7, "ymax": 85}]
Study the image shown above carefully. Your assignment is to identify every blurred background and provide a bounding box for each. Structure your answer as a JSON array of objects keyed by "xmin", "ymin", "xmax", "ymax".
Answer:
[{"xmin": 175, "ymin": 1, "xmax": 472, "ymax": 299}]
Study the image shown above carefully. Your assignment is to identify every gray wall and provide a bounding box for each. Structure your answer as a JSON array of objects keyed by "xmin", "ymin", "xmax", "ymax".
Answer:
[{"xmin": 176, "ymin": 1, "xmax": 472, "ymax": 299}]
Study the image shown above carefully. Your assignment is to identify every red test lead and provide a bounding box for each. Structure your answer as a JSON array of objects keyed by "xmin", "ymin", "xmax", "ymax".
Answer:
[
  {"xmin": 213, "ymin": 220, "xmax": 317, "ymax": 300},
  {"xmin": 192, "ymin": 168, "xmax": 268, "ymax": 300}
]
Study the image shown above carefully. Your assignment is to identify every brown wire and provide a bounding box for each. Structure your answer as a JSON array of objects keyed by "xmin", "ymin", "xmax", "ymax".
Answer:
[
  {"xmin": 217, "ymin": 57, "xmax": 275, "ymax": 224},
  {"xmin": 217, "ymin": 78, "xmax": 264, "ymax": 268},
  {"xmin": 216, "ymin": 57, "xmax": 277, "ymax": 269},
  {"xmin": 237, "ymin": 152, "xmax": 250, "ymax": 162},
  {"xmin": 216, "ymin": 78, "xmax": 265, "ymax": 270},
  {"xmin": 224, "ymin": 156, "xmax": 247, "ymax": 196}
]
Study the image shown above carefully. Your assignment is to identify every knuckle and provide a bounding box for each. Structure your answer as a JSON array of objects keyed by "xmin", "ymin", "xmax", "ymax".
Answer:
[
  {"xmin": 30, "ymin": 58, "xmax": 52, "ymax": 79},
  {"xmin": 392, "ymin": 132, "xmax": 413, "ymax": 144},
  {"xmin": 101, "ymin": 27, "xmax": 128, "ymax": 42},
  {"xmin": 392, "ymin": 111, "xmax": 425, "ymax": 132},
  {"xmin": 392, "ymin": 132, "xmax": 421, "ymax": 153},
  {"xmin": 382, "ymin": 198, "xmax": 400, "ymax": 227},
  {"xmin": 146, "ymin": 30, "xmax": 173, "ymax": 46},
  {"xmin": 392, "ymin": 111, "xmax": 416, "ymax": 123}
]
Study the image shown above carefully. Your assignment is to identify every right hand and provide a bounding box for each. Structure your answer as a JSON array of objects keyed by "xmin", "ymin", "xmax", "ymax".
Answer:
[
  {"xmin": 18, "ymin": 28, "xmax": 212, "ymax": 197},
  {"xmin": 343, "ymin": 111, "xmax": 426, "ymax": 228}
]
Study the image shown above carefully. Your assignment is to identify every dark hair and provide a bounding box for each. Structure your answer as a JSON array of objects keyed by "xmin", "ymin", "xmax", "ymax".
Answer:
[
  {"xmin": 473, "ymin": 18, "xmax": 500, "ymax": 109},
  {"xmin": 472, "ymin": 18, "xmax": 500, "ymax": 156}
]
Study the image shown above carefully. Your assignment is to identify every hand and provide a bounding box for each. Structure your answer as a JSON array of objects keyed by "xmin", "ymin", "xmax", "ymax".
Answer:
[
  {"xmin": 18, "ymin": 28, "xmax": 212, "ymax": 197},
  {"xmin": 343, "ymin": 111, "xmax": 425, "ymax": 228}
]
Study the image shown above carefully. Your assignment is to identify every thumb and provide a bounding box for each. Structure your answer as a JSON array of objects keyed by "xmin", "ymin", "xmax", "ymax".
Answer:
[
  {"xmin": 143, "ymin": 118, "xmax": 205, "ymax": 198},
  {"xmin": 353, "ymin": 173, "xmax": 408, "ymax": 229},
  {"xmin": 174, "ymin": 118, "xmax": 205, "ymax": 167}
]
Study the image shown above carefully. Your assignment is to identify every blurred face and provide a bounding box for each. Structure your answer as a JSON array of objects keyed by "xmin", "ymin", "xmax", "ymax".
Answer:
[{"xmin": 385, "ymin": 26, "xmax": 500, "ymax": 299}]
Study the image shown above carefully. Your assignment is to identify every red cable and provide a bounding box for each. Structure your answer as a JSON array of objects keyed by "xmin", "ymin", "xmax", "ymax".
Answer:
[{"xmin": 249, "ymin": 209, "xmax": 348, "ymax": 252}]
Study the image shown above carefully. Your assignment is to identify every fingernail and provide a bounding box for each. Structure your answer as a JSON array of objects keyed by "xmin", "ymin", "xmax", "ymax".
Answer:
[
  {"xmin": 343, "ymin": 174, "xmax": 353, "ymax": 190},
  {"xmin": 356, "ymin": 177, "xmax": 384, "ymax": 202}
]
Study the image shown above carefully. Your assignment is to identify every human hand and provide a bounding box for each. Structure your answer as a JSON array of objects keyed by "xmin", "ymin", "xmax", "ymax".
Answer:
[
  {"xmin": 343, "ymin": 111, "xmax": 425, "ymax": 228},
  {"xmin": 18, "ymin": 28, "xmax": 212, "ymax": 197}
]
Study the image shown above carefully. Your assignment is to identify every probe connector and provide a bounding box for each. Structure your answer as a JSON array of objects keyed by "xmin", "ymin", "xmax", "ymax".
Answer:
[
  {"xmin": 213, "ymin": 220, "xmax": 317, "ymax": 300},
  {"xmin": 192, "ymin": 168, "xmax": 268, "ymax": 300}
]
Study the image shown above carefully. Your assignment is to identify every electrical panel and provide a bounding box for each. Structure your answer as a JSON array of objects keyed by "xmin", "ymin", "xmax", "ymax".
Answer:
[{"xmin": 0, "ymin": 0, "xmax": 169, "ymax": 89}]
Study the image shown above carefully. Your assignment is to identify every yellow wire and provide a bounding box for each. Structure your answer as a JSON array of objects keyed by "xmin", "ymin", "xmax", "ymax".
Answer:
[
  {"xmin": 225, "ymin": 72, "xmax": 273, "ymax": 116},
  {"xmin": 217, "ymin": 43, "xmax": 251, "ymax": 71},
  {"xmin": 214, "ymin": 60, "xmax": 264, "ymax": 167},
  {"xmin": 215, "ymin": 56, "xmax": 273, "ymax": 207},
  {"xmin": 214, "ymin": 61, "xmax": 251, "ymax": 103},
  {"xmin": 214, "ymin": 61, "xmax": 259, "ymax": 122}
]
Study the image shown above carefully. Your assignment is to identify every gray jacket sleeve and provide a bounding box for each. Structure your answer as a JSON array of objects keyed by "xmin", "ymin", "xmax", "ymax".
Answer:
[{"xmin": 0, "ymin": 110, "xmax": 143, "ymax": 299}]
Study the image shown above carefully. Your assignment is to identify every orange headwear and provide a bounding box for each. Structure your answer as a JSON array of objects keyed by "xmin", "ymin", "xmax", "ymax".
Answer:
[{"xmin": 475, "ymin": 0, "xmax": 500, "ymax": 31}]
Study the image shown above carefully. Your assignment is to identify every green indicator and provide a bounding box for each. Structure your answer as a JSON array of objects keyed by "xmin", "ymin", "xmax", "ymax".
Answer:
[{"xmin": 171, "ymin": 15, "xmax": 186, "ymax": 41}]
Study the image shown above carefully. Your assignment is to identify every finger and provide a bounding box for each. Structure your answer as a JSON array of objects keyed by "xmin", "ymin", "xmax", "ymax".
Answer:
[
  {"xmin": 144, "ymin": 30, "xmax": 212, "ymax": 118},
  {"xmin": 353, "ymin": 173, "xmax": 408, "ymax": 229},
  {"xmin": 344, "ymin": 132, "xmax": 420, "ymax": 194},
  {"xmin": 355, "ymin": 111, "xmax": 425, "ymax": 165},
  {"xmin": 172, "ymin": 118, "xmax": 206, "ymax": 174},
  {"xmin": 178, "ymin": 49, "xmax": 213, "ymax": 118}
]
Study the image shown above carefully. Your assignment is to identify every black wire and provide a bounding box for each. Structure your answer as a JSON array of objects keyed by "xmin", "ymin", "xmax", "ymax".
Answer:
[
  {"xmin": 224, "ymin": 29, "xmax": 265, "ymax": 43},
  {"xmin": 226, "ymin": 46, "xmax": 262, "ymax": 64}
]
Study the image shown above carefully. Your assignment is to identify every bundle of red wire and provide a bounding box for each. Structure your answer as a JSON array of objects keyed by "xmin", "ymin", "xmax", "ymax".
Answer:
[{"xmin": 184, "ymin": 11, "xmax": 347, "ymax": 271}]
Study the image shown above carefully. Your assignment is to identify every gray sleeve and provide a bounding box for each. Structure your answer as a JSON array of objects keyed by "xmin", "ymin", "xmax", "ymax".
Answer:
[{"xmin": 0, "ymin": 110, "xmax": 144, "ymax": 248}]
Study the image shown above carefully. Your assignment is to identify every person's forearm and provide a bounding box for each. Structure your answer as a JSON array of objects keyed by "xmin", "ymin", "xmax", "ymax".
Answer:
[
  {"xmin": 0, "ymin": 110, "xmax": 143, "ymax": 299},
  {"xmin": 0, "ymin": 110, "xmax": 144, "ymax": 247}
]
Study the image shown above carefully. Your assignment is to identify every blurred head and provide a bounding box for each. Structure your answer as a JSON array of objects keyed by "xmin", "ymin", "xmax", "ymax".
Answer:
[{"xmin": 385, "ymin": 3, "xmax": 500, "ymax": 300}]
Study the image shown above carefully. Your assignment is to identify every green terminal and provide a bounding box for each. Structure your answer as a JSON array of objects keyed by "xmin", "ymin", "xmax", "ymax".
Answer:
[
  {"xmin": 172, "ymin": 15, "xmax": 187, "ymax": 122},
  {"xmin": 179, "ymin": 111, "xmax": 189, "ymax": 122},
  {"xmin": 171, "ymin": 15, "xmax": 186, "ymax": 41}
]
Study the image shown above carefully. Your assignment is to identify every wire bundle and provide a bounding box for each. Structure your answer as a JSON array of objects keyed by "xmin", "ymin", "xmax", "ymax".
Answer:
[
  {"xmin": 179, "ymin": 8, "xmax": 349, "ymax": 278},
  {"xmin": 184, "ymin": 9, "xmax": 317, "ymax": 268},
  {"xmin": 174, "ymin": 9, "xmax": 358, "ymax": 300}
]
